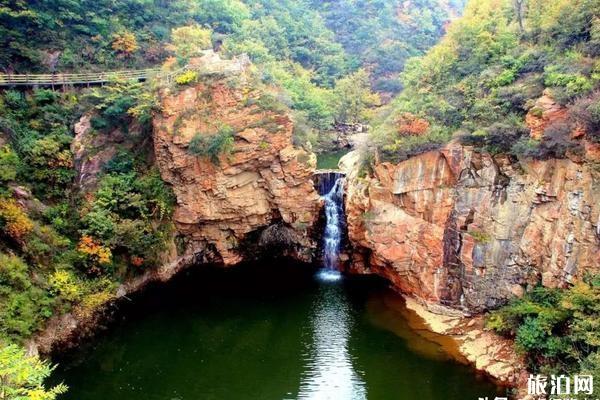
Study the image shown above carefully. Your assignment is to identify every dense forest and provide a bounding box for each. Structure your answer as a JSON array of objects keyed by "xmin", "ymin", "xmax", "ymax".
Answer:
[
  {"xmin": 0, "ymin": 0, "xmax": 464, "ymax": 141},
  {"xmin": 371, "ymin": 0, "xmax": 600, "ymax": 163},
  {"xmin": 1, "ymin": 0, "xmax": 600, "ymax": 398}
]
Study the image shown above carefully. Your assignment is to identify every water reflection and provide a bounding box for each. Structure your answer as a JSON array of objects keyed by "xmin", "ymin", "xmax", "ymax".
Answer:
[
  {"xmin": 298, "ymin": 282, "xmax": 367, "ymax": 400},
  {"xmin": 52, "ymin": 263, "xmax": 501, "ymax": 400}
]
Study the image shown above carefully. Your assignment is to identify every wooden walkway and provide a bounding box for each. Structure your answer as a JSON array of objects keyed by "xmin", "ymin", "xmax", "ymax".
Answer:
[
  {"xmin": 0, "ymin": 68, "xmax": 165, "ymax": 87},
  {"xmin": 0, "ymin": 51, "xmax": 247, "ymax": 88}
]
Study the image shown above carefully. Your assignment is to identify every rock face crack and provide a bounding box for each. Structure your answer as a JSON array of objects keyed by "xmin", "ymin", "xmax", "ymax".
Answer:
[{"xmin": 441, "ymin": 210, "xmax": 465, "ymax": 308}]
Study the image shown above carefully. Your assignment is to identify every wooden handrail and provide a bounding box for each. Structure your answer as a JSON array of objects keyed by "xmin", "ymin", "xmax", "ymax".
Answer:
[{"xmin": 0, "ymin": 67, "xmax": 170, "ymax": 87}]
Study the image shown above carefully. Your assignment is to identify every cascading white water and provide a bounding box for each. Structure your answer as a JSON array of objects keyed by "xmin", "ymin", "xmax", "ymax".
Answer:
[
  {"xmin": 301, "ymin": 172, "xmax": 367, "ymax": 397},
  {"xmin": 317, "ymin": 173, "xmax": 345, "ymax": 281}
]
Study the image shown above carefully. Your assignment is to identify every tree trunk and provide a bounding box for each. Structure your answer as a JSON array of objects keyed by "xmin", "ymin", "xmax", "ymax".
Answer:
[{"xmin": 514, "ymin": 0, "xmax": 525, "ymax": 34}]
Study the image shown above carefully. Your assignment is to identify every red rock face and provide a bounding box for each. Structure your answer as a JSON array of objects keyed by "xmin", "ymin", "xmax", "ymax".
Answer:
[
  {"xmin": 525, "ymin": 92, "xmax": 600, "ymax": 163},
  {"xmin": 344, "ymin": 142, "xmax": 600, "ymax": 312},
  {"xmin": 525, "ymin": 93, "xmax": 568, "ymax": 140},
  {"xmin": 153, "ymin": 57, "xmax": 320, "ymax": 265}
]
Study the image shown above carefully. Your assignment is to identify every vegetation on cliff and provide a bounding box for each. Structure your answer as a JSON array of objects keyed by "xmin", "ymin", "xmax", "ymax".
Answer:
[
  {"xmin": 371, "ymin": 0, "xmax": 600, "ymax": 162},
  {"xmin": 0, "ymin": 82, "xmax": 176, "ymax": 396},
  {"xmin": 0, "ymin": 344, "xmax": 67, "ymax": 399},
  {"xmin": 0, "ymin": 0, "xmax": 461, "ymax": 137},
  {"xmin": 488, "ymin": 280, "xmax": 600, "ymax": 384}
]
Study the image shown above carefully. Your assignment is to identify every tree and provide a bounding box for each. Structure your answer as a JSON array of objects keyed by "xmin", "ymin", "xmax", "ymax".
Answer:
[
  {"xmin": 194, "ymin": 0, "xmax": 250, "ymax": 33},
  {"xmin": 112, "ymin": 31, "xmax": 138, "ymax": 56},
  {"xmin": 0, "ymin": 344, "xmax": 67, "ymax": 400},
  {"xmin": 0, "ymin": 146, "xmax": 19, "ymax": 184},
  {"xmin": 332, "ymin": 69, "xmax": 380, "ymax": 124},
  {"xmin": 168, "ymin": 25, "xmax": 212, "ymax": 60},
  {"xmin": 0, "ymin": 199, "xmax": 33, "ymax": 242},
  {"xmin": 514, "ymin": 0, "xmax": 525, "ymax": 33}
]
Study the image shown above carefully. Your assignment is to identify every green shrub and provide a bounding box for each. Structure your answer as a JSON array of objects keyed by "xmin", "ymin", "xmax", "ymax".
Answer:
[
  {"xmin": 81, "ymin": 209, "xmax": 117, "ymax": 244},
  {"xmin": 492, "ymin": 69, "xmax": 517, "ymax": 87},
  {"xmin": 23, "ymin": 224, "xmax": 71, "ymax": 265},
  {"xmin": 32, "ymin": 89, "xmax": 60, "ymax": 105},
  {"xmin": 545, "ymin": 70, "xmax": 582, "ymax": 87},
  {"xmin": 256, "ymin": 93, "xmax": 288, "ymax": 113},
  {"xmin": 569, "ymin": 93, "xmax": 600, "ymax": 143},
  {"xmin": 0, "ymin": 254, "xmax": 29, "ymax": 290},
  {"xmin": 21, "ymin": 133, "xmax": 75, "ymax": 199},
  {"xmin": 530, "ymin": 107, "xmax": 544, "ymax": 118},
  {"xmin": 90, "ymin": 115, "xmax": 109, "ymax": 131},
  {"xmin": 469, "ymin": 230, "xmax": 492, "ymax": 243},
  {"xmin": 0, "ymin": 145, "xmax": 19, "ymax": 183},
  {"xmin": 80, "ymin": 167, "xmax": 175, "ymax": 269},
  {"xmin": 103, "ymin": 150, "xmax": 135, "ymax": 174},
  {"xmin": 461, "ymin": 122, "xmax": 529, "ymax": 155},
  {"xmin": 544, "ymin": 66, "xmax": 593, "ymax": 102},
  {"xmin": 3, "ymin": 91, "xmax": 25, "ymax": 109},
  {"xmin": 89, "ymin": 81, "xmax": 155, "ymax": 131},
  {"xmin": 0, "ymin": 290, "xmax": 54, "ymax": 338},
  {"xmin": 188, "ymin": 126, "xmax": 235, "ymax": 163},
  {"xmin": 0, "ymin": 344, "xmax": 68, "ymax": 399},
  {"xmin": 43, "ymin": 203, "xmax": 77, "ymax": 237},
  {"xmin": 133, "ymin": 168, "xmax": 175, "ymax": 221},
  {"xmin": 487, "ymin": 283, "xmax": 600, "ymax": 373},
  {"xmin": 379, "ymin": 126, "xmax": 452, "ymax": 163},
  {"xmin": 511, "ymin": 137, "xmax": 541, "ymax": 157},
  {"xmin": 49, "ymin": 270, "xmax": 84, "ymax": 303}
]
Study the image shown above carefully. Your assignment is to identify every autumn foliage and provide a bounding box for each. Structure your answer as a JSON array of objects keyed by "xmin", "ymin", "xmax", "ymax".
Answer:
[
  {"xmin": 396, "ymin": 113, "xmax": 430, "ymax": 136},
  {"xmin": 77, "ymin": 235, "xmax": 112, "ymax": 266},
  {"xmin": 0, "ymin": 199, "xmax": 34, "ymax": 241},
  {"xmin": 112, "ymin": 31, "xmax": 138, "ymax": 55},
  {"xmin": 131, "ymin": 256, "xmax": 144, "ymax": 267}
]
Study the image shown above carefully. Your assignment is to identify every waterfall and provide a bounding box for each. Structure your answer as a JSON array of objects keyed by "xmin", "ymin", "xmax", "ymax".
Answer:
[{"xmin": 316, "ymin": 172, "xmax": 345, "ymax": 281}]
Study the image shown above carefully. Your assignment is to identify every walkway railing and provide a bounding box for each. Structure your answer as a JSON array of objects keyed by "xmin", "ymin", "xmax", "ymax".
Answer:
[
  {"xmin": 0, "ymin": 68, "xmax": 165, "ymax": 87},
  {"xmin": 0, "ymin": 50, "xmax": 249, "ymax": 88}
]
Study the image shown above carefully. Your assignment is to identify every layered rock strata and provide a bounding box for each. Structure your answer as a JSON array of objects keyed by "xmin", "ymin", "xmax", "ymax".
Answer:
[{"xmin": 153, "ymin": 54, "xmax": 321, "ymax": 265}]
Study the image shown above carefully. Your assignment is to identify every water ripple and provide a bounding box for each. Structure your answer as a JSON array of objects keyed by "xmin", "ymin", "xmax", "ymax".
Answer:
[{"xmin": 298, "ymin": 284, "xmax": 367, "ymax": 400}]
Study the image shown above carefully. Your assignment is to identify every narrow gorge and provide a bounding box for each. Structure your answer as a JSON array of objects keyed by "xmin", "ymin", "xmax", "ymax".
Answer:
[{"xmin": 18, "ymin": 49, "xmax": 599, "ymax": 400}]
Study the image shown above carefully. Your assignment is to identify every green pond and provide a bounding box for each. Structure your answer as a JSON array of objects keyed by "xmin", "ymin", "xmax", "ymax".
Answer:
[
  {"xmin": 51, "ymin": 261, "xmax": 504, "ymax": 400},
  {"xmin": 317, "ymin": 150, "xmax": 348, "ymax": 170}
]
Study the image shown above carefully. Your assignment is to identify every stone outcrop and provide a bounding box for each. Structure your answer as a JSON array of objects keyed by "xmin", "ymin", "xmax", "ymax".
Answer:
[
  {"xmin": 153, "ymin": 54, "xmax": 321, "ymax": 265},
  {"xmin": 402, "ymin": 297, "xmax": 528, "ymax": 389},
  {"xmin": 525, "ymin": 92, "xmax": 568, "ymax": 140},
  {"xmin": 343, "ymin": 141, "xmax": 600, "ymax": 313},
  {"xmin": 525, "ymin": 91, "xmax": 600, "ymax": 163}
]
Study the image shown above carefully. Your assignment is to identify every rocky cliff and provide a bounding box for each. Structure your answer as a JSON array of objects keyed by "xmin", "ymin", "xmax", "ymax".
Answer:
[
  {"xmin": 343, "ymin": 142, "xmax": 600, "ymax": 313},
  {"xmin": 153, "ymin": 54, "xmax": 321, "ymax": 265}
]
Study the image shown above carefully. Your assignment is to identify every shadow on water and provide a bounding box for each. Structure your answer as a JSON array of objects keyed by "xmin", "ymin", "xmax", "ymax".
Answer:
[{"xmin": 51, "ymin": 260, "xmax": 504, "ymax": 400}]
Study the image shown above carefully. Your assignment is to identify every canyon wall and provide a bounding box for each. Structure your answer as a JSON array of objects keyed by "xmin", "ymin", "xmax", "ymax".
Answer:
[
  {"xmin": 343, "ymin": 142, "xmax": 600, "ymax": 313},
  {"xmin": 153, "ymin": 54, "xmax": 321, "ymax": 265}
]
